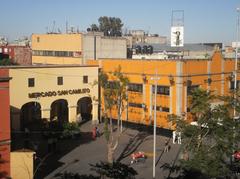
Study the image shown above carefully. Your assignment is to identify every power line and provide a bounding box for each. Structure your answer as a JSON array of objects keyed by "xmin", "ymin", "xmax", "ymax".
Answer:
[
  {"xmin": 14, "ymin": 69, "xmax": 98, "ymax": 78},
  {"xmin": 105, "ymin": 70, "xmax": 236, "ymax": 78}
]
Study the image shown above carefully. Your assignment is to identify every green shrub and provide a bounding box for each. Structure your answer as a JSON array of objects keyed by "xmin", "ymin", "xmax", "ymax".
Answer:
[{"xmin": 61, "ymin": 122, "xmax": 81, "ymax": 139}]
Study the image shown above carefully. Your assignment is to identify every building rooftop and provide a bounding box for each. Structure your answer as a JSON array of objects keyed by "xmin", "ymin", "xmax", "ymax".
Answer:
[
  {"xmin": 0, "ymin": 64, "xmax": 99, "ymax": 69},
  {"xmin": 134, "ymin": 43, "xmax": 221, "ymax": 52}
]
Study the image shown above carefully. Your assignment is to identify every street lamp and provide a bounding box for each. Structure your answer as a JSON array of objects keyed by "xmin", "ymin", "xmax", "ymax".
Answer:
[
  {"xmin": 234, "ymin": 7, "xmax": 240, "ymax": 118},
  {"xmin": 151, "ymin": 70, "xmax": 160, "ymax": 179}
]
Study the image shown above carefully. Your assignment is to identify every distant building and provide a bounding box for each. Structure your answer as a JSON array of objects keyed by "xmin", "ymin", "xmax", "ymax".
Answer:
[
  {"xmin": 83, "ymin": 32, "xmax": 127, "ymax": 60},
  {"xmin": 11, "ymin": 36, "xmax": 31, "ymax": 47},
  {"xmin": 13, "ymin": 46, "xmax": 32, "ymax": 65},
  {"xmin": 0, "ymin": 37, "xmax": 8, "ymax": 46},
  {"xmin": 132, "ymin": 43, "xmax": 221, "ymax": 60},
  {"xmin": 127, "ymin": 30, "xmax": 167, "ymax": 45},
  {"xmin": 32, "ymin": 32, "xmax": 127, "ymax": 65},
  {"xmin": 145, "ymin": 34, "xmax": 167, "ymax": 44},
  {"xmin": 0, "ymin": 45, "xmax": 32, "ymax": 65}
]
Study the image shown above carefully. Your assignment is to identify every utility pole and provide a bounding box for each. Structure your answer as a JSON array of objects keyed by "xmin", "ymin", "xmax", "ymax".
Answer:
[
  {"xmin": 151, "ymin": 70, "xmax": 160, "ymax": 179},
  {"xmin": 234, "ymin": 7, "xmax": 240, "ymax": 118}
]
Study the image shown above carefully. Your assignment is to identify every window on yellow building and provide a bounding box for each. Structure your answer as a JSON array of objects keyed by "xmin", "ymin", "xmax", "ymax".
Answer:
[
  {"xmin": 152, "ymin": 106, "xmax": 169, "ymax": 112},
  {"xmin": 32, "ymin": 50, "xmax": 74, "ymax": 57},
  {"xmin": 57, "ymin": 77, "xmax": 63, "ymax": 85},
  {"xmin": 152, "ymin": 85, "xmax": 170, "ymax": 95},
  {"xmin": 28, "ymin": 78, "xmax": 35, "ymax": 87},
  {"xmin": 230, "ymin": 81, "xmax": 240, "ymax": 90},
  {"xmin": 128, "ymin": 83, "xmax": 143, "ymax": 93},
  {"xmin": 83, "ymin": 76, "xmax": 88, "ymax": 84},
  {"xmin": 129, "ymin": 103, "xmax": 143, "ymax": 108}
]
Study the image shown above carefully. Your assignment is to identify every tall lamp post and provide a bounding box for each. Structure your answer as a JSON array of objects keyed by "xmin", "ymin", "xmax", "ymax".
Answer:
[
  {"xmin": 151, "ymin": 70, "xmax": 160, "ymax": 179},
  {"xmin": 234, "ymin": 7, "xmax": 240, "ymax": 118}
]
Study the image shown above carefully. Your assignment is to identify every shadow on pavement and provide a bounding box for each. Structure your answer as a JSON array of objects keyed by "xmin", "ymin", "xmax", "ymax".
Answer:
[
  {"xmin": 12, "ymin": 130, "xmax": 95, "ymax": 179},
  {"xmin": 116, "ymin": 131, "xmax": 150, "ymax": 162},
  {"xmin": 155, "ymin": 137, "xmax": 171, "ymax": 166},
  {"xmin": 35, "ymin": 131, "xmax": 94, "ymax": 179},
  {"xmin": 120, "ymin": 120, "xmax": 173, "ymax": 138}
]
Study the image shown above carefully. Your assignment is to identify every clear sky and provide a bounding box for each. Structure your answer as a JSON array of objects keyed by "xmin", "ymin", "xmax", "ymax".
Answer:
[{"xmin": 0, "ymin": 0, "xmax": 239, "ymax": 45}]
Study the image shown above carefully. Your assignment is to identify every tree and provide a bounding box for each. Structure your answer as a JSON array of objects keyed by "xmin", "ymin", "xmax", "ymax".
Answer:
[
  {"xmin": 0, "ymin": 58, "xmax": 18, "ymax": 66},
  {"xmin": 88, "ymin": 16, "xmax": 123, "ymax": 36},
  {"xmin": 168, "ymin": 88, "xmax": 240, "ymax": 178},
  {"xmin": 90, "ymin": 161, "xmax": 137, "ymax": 179},
  {"xmin": 98, "ymin": 66, "xmax": 129, "ymax": 164},
  {"xmin": 90, "ymin": 24, "xmax": 99, "ymax": 32}
]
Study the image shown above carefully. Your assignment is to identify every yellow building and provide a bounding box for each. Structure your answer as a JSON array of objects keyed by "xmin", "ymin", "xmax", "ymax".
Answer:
[
  {"xmin": 3, "ymin": 65, "xmax": 99, "ymax": 131},
  {"xmin": 88, "ymin": 50, "xmax": 239, "ymax": 129},
  {"xmin": 32, "ymin": 34, "xmax": 84, "ymax": 65},
  {"xmin": 32, "ymin": 33, "xmax": 127, "ymax": 65}
]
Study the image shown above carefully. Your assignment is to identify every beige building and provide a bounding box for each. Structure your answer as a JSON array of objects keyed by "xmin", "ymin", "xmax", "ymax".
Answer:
[
  {"xmin": 32, "ymin": 33, "xmax": 127, "ymax": 65},
  {"xmin": 128, "ymin": 30, "xmax": 167, "ymax": 45},
  {"xmin": 83, "ymin": 31, "xmax": 127, "ymax": 60},
  {"xmin": 32, "ymin": 34, "xmax": 83, "ymax": 65},
  {"xmin": 5, "ymin": 65, "xmax": 99, "ymax": 131},
  {"xmin": 11, "ymin": 150, "xmax": 35, "ymax": 179}
]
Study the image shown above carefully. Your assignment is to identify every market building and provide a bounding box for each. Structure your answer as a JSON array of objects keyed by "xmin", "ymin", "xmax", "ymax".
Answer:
[
  {"xmin": 2, "ymin": 65, "xmax": 99, "ymax": 131},
  {"xmin": 88, "ymin": 50, "xmax": 239, "ymax": 129}
]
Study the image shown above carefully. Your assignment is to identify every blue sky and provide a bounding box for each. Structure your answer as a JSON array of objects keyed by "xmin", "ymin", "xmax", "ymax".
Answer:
[{"xmin": 0, "ymin": 0, "xmax": 239, "ymax": 45}]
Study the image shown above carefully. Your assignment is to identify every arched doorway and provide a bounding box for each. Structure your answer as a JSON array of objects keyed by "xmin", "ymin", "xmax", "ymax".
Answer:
[
  {"xmin": 20, "ymin": 102, "xmax": 41, "ymax": 131},
  {"xmin": 77, "ymin": 97, "xmax": 92, "ymax": 121},
  {"xmin": 50, "ymin": 99, "xmax": 69, "ymax": 124}
]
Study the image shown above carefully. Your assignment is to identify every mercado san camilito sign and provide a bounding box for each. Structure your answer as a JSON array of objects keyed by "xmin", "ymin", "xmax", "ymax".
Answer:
[{"xmin": 28, "ymin": 88, "xmax": 90, "ymax": 98}]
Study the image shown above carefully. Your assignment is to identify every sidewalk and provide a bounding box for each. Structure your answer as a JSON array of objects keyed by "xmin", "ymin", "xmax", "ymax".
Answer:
[{"xmin": 44, "ymin": 121, "xmax": 182, "ymax": 179}]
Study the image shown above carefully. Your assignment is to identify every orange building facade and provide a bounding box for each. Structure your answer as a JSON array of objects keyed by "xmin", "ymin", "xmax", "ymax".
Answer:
[{"xmin": 88, "ymin": 51, "xmax": 239, "ymax": 129}]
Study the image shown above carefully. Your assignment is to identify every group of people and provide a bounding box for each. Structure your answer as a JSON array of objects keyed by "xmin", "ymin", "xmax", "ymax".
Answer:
[
  {"xmin": 163, "ymin": 131, "xmax": 182, "ymax": 153},
  {"xmin": 172, "ymin": 131, "xmax": 181, "ymax": 144}
]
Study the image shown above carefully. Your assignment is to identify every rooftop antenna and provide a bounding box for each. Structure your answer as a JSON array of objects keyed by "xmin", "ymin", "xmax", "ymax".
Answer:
[
  {"xmin": 147, "ymin": 26, "xmax": 150, "ymax": 36},
  {"xmin": 124, "ymin": 27, "xmax": 128, "ymax": 35},
  {"xmin": 71, "ymin": 26, "xmax": 74, "ymax": 33},
  {"xmin": 52, "ymin": 20, "xmax": 56, "ymax": 33},
  {"xmin": 66, "ymin": 21, "xmax": 68, "ymax": 33}
]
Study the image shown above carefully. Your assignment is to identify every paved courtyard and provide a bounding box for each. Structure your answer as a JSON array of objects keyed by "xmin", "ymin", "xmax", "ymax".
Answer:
[{"xmin": 34, "ymin": 121, "xmax": 182, "ymax": 179}]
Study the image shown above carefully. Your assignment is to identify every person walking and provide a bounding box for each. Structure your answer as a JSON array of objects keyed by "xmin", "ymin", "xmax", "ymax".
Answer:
[
  {"xmin": 92, "ymin": 127, "xmax": 96, "ymax": 140},
  {"xmin": 164, "ymin": 139, "xmax": 169, "ymax": 153},
  {"xmin": 177, "ymin": 132, "xmax": 182, "ymax": 144},
  {"xmin": 172, "ymin": 131, "xmax": 176, "ymax": 144},
  {"xmin": 96, "ymin": 127, "xmax": 100, "ymax": 137}
]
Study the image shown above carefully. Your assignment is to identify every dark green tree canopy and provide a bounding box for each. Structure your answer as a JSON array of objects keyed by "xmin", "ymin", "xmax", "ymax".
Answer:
[
  {"xmin": 168, "ymin": 88, "xmax": 240, "ymax": 178},
  {"xmin": 88, "ymin": 16, "xmax": 123, "ymax": 37},
  {"xmin": 0, "ymin": 58, "xmax": 18, "ymax": 66}
]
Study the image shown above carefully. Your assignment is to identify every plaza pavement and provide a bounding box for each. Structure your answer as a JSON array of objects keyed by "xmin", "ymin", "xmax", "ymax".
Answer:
[{"xmin": 44, "ymin": 121, "xmax": 182, "ymax": 179}]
